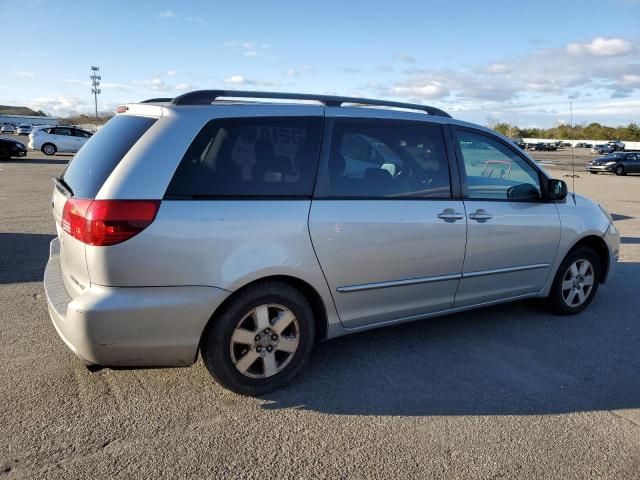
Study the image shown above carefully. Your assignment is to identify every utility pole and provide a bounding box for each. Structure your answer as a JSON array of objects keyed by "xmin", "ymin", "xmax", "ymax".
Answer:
[{"xmin": 90, "ymin": 66, "xmax": 101, "ymax": 129}]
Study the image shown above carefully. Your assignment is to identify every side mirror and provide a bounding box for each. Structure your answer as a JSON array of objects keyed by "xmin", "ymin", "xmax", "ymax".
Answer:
[
  {"xmin": 507, "ymin": 183, "xmax": 541, "ymax": 201},
  {"xmin": 547, "ymin": 179, "xmax": 568, "ymax": 201}
]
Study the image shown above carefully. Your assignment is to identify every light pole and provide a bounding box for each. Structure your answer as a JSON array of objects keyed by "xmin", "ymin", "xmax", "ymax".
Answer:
[{"xmin": 90, "ymin": 66, "xmax": 101, "ymax": 128}]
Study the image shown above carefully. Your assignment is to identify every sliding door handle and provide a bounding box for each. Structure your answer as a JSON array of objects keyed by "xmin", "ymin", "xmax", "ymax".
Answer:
[
  {"xmin": 468, "ymin": 209, "xmax": 493, "ymax": 221},
  {"xmin": 437, "ymin": 208, "xmax": 465, "ymax": 222}
]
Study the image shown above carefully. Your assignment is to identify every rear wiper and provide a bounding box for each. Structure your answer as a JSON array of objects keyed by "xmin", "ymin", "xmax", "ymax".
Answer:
[{"xmin": 53, "ymin": 176, "xmax": 74, "ymax": 197}]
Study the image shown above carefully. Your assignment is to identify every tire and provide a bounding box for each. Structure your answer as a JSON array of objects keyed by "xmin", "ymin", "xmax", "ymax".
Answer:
[
  {"xmin": 589, "ymin": 171, "xmax": 598, "ymax": 174},
  {"xmin": 615, "ymin": 165, "xmax": 625, "ymax": 176},
  {"xmin": 201, "ymin": 281, "xmax": 316, "ymax": 396},
  {"xmin": 0, "ymin": 149, "xmax": 9, "ymax": 161},
  {"xmin": 548, "ymin": 247, "xmax": 600, "ymax": 315},
  {"xmin": 41, "ymin": 143, "xmax": 56, "ymax": 156}
]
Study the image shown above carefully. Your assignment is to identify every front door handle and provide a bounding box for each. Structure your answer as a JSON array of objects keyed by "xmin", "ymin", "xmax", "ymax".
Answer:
[
  {"xmin": 468, "ymin": 209, "xmax": 493, "ymax": 221},
  {"xmin": 437, "ymin": 208, "xmax": 465, "ymax": 222}
]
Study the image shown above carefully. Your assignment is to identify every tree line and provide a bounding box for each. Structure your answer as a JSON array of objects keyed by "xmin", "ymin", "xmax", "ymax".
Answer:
[{"xmin": 492, "ymin": 122, "xmax": 640, "ymax": 141}]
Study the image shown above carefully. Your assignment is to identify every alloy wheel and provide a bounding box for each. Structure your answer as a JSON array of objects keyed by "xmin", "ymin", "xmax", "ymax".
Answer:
[
  {"xmin": 561, "ymin": 259, "xmax": 595, "ymax": 308},
  {"xmin": 230, "ymin": 304, "xmax": 300, "ymax": 379}
]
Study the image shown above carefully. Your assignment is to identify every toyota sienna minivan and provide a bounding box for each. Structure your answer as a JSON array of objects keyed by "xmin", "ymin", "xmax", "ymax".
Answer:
[{"xmin": 44, "ymin": 90, "xmax": 620, "ymax": 395}]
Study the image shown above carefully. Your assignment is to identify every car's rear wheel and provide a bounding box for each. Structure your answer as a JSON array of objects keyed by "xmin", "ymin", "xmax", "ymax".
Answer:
[
  {"xmin": 0, "ymin": 149, "xmax": 9, "ymax": 160},
  {"xmin": 589, "ymin": 171, "xmax": 598, "ymax": 174},
  {"xmin": 201, "ymin": 281, "xmax": 315, "ymax": 396},
  {"xmin": 615, "ymin": 165, "xmax": 625, "ymax": 176},
  {"xmin": 42, "ymin": 143, "xmax": 56, "ymax": 156},
  {"xmin": 548, "ymin": 247, "xmax": 600, "ymax": 315}
]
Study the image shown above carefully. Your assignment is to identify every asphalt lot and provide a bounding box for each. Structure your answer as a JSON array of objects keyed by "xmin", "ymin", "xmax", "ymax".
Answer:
[{"xmin": 0, "ymin": 147, "xmax": 639, "ymax": 479}]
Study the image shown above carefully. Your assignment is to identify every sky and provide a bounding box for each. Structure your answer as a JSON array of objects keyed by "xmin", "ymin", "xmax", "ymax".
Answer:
[{"xmin": 1, "ymin": 0, "xmax": 639, "ymax": 128}]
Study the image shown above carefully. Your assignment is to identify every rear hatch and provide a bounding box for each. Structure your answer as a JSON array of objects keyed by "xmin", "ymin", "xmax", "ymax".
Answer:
[{"xmin": 52, "ymin": 114, "xmax": 158, "ymax": 298}]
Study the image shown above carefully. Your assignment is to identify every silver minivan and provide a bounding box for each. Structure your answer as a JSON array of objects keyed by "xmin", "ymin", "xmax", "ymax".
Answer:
[{"xmin": 44, "ymin": 90, "xmax": 620, "ymax": 395}]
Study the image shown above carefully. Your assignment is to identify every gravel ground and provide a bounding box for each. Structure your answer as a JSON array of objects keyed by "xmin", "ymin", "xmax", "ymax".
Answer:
[{"xmin": 0, "ymin": 151, "xmax": 638, "ymax": 479}]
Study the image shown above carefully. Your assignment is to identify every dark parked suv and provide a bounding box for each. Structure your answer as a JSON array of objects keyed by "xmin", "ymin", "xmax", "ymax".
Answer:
[{"xmin": 587, "ymin": 152, "xmax": 640, "ymax": 176}]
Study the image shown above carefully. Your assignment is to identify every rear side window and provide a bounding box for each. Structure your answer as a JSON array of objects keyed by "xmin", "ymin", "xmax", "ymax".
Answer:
[
  {"xmin": 61, "ymin": 115, "xmax": 156, "ymax": 198},
  {"xmin": 316, "ymin": 118, "xmax": 451, "ymax": 198},
  {"xmin": 166, "ymin": 117, "xmax": 322, "ymax": 198},
  {"xmin": 53, "ymin": 127, "xmax": 71, "ymax": 136}
]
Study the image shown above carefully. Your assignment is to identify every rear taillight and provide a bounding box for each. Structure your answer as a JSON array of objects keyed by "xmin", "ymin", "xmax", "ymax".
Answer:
[{"xmin": 62, "ymin": 199, "xmax": 160, "ymax": 246}]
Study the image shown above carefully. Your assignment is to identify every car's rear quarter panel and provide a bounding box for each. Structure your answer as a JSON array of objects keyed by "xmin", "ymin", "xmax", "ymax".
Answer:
[{"xmin": 88, "ymin": 105, "xmax": 342, "ymax": 336}]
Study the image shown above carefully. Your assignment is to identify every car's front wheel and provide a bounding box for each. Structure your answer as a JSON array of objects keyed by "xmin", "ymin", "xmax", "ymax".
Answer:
[
  {"xmin": 615, "ymin": 165, "xmax": 626, "ymax": 176},
  {"xmin": 41, "ymin": 143, "xmax": 57, "ymax": 156},
  {"xmin": 201, "ymin": 281, "xmax": 316, "ymax": 396},
  {"xmin": 548, "ymin": 247, "xmax": 600, "ymax": 315}
]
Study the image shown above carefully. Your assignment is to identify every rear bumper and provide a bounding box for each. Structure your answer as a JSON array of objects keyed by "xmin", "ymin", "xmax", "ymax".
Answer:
[{"xmin": 44, "ymin": 238, "xmax": 230, "ymax": 366}]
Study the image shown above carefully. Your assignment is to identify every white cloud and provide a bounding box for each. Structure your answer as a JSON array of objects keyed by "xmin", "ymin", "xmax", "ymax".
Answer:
[
  {"xmin": 485, "ymin": 63, "xmax": 511, "ymax": 74},
  {"xmin": 28, "ymin": 96, "xmax": 88, "ymax": 116},
  {"xmin": 382, "ymin": 36, "xmax": 639, "ymax": 105},
  {"xmin": 286, "ymin": 69, "xmax": 298, "ymax": 77},
  {"xmin": 225, "ymin": 41, "xmax": 271, "ymax": 54},
  {"xmin": 65, "ymin": 78, "xmax": 129, "ymax": 91},
  {"xmin": 14, "ymin": 71, "xmax": 34, "ymax": 78},
  {"xmin": 101, "ymin": 82, "xmax": 130, "ymax": 92},
  {"xmin": 394, "ymin": 54, "xmax": 415, "ymax": 64},
  {"xmin": 567, "ymin": 37, "xmax": 633, "ymax": 57},
  {"xmin": 337, "ymin": 67, "xmax": 361, "ymax": 74},
  {"xmin": 65, "ymin": 79, "xmax": 90, "ymax": 86},
  {"xmin": 224, "ymin": 75, "xmax": 279, "ymax": 87},
  {"xmin": 158, "ymin": 10, "xmax": 176, "ymax": 18},
  {"xmin": 140, "ymin": 77, "xmax": 189, "ymax": 92},
  {"xmin": 144, "ymin": 78, "xmax": 169, "ymax": 91},
  {"xmin": 185, "ymin": 16, "xmax": 206, "ymax": 24},
  {"xmin": 225, "ymin": 75, "xmax": 245, "ymax": 85},
  {"xmin": 167, "ymin": 70, "xmax": 177, "ymax": 77},
  {"xmin": 393, "ymin": 81, "xmax": 449, "ymax": 99},
  {"xmin": 620, "ymin": 74, "xmax": 640, "ymax": 87}
]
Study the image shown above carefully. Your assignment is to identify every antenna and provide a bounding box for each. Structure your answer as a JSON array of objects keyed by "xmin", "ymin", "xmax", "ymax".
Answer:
[{"xmin": 570, "ymin": 99, "xmax": 576, "ymax": 202}]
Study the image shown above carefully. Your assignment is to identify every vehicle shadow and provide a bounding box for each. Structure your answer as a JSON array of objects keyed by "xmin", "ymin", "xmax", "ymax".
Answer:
[
  {"xmin": 0, "ymin": 158, "xmax": 70, "ymax": 165},
  {"xmin": 620, "ymin": 236, "xmax": 640, "ymax": 244},
  {"xmin": 0, "ymin": 233, "xmax": 55, "ymax": 284},
  {"xmin": 261, "ymin": 262, "xmax": 640, "ymax": 416},
  {"xmin": 611, "ymin": 213, "xmax": 634, "ymax": 222}
]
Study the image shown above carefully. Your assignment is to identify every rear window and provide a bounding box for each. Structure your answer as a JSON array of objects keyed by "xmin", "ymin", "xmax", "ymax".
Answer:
[
  {"xmin": 61, "ymin": 115, "xmax": 156, "ymax": 198},
  {"xmin": 166, "ymin": 116, "xmax": 322, "ymax": 198}
]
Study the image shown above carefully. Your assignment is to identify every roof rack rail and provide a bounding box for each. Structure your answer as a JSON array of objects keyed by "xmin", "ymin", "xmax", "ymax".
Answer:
[
  {"xmin": 140, "ymin": 97, "xmax": 174, "ymax": 103},
  {"xmin": 170, "ymin": 89, "xmax": 451, "ymax": 118}
]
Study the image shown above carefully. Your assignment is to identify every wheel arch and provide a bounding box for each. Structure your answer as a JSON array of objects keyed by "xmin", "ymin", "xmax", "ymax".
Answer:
[
  {"xmin": 199, "ymin": 275, "xmax": 329, "ymax": 357},
  {"xmin": 565, "ymin": 234, "xmax": 611, "ymax": 283}
]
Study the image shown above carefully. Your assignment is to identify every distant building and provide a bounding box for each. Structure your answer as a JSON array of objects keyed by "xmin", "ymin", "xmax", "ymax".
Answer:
[
  {"xmin": 0, "ymin": 105, "xmax": 59, "ymax": 127},
  {"xmin": 0, "ymin": 114, "xmax": 59, "ymax": 127}
]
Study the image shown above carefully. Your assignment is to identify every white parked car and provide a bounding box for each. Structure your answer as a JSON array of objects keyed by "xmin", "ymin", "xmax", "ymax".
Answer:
[
  {"xmin": 28, "ymin": 126, "xmax": 93, "ymax": 155},
  {"xmin": 1, "ymin": 124, "xmax": 16, "ymax": 134},
  {"xmin": 16, "ymin": 124, "xmax": 32, "ymax": 135}
]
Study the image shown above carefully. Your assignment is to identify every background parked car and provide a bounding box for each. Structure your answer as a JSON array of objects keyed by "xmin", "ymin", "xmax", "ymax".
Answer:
[
  {"xmin": 512, "ymin": 139, "xmax": 526, "ymax": 149},
  {"xmin": 16, "ymin": 124, "xmax": 32, "ymax": 135},
  {"xmin": 0, "ymin": 137, "xmax": 27, "ymax": 160},
  {"xmin": 529, "ymin": 142, "xmax": 557, "ymax": 151},
  {"xmin": 587, "ymin": 152, "xmax": 640, "ymax": 176},
  {"xmin": 607, "ymin": 140, "xmax": 625, "ymax": 151},
  {"xmin": 28, "ymin": 126, "xmax": 93, "ymax": 155},
  {"xmin": 591, "ymin": 144, "xmax": 614, "ymax": 155},
  {"xmin": 1, "ymin": 124, "xmax": 16, "ymax": 134}
]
